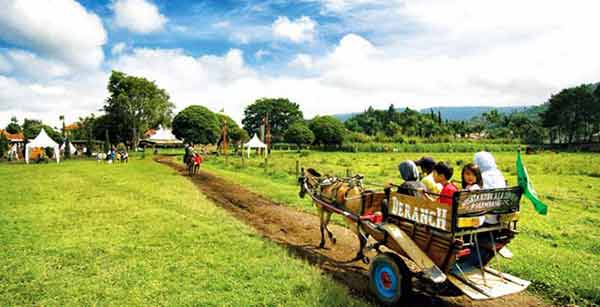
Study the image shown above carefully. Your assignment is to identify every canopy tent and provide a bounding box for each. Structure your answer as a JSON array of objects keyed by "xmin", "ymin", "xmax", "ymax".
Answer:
[
  {"xmin": 244, "ymin": 134, "xmax": 267, "ymax": 158},
  {"xmin": 142, "ymin": 125, "xmax": 183, "ymax": 146},
  {"xmin": 25, "ymin": 129, "xmax": 60, "ymax": 164},
  {"xmin": 60, "ymin": 141, "xmax": 77, "ymax": 155}
]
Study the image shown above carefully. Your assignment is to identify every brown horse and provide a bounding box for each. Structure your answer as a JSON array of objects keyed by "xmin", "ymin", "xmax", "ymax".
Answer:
[{"xmin": 299, "ymin": 168, "xmax": 380, "ymax": 263}]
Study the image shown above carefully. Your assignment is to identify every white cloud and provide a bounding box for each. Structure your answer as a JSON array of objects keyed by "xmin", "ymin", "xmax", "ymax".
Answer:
[
  {"xmin": 272, "ymin": 16, "xmax": 317, "ymax": 43},
  {"xmin": 0, "ymin": 49, "xmax": 71, "ymax": 79},
  {"xmin": 3, "ymin": 0, "xmax": 600, "ymax": 128},
  {"xmin": 212, "ymin": 21, "xmax": 231, "ymax": 29},
  {"xmin": 112, "ymin": 0, "xmax": 167, "ymax": 34},
  {"xmin": 111, "ymin": 42, "xmax": 127, "ymax": 55},
  {"xmin": 289, "ymin": 54, "xmax": 313, "ymax": 70},
  {"xmin": 320, "ymin": 0, "xmax": 383, "ymax": 12},
  {"xmin": 0, "ymin": 71, "xmax": 107, "ymax": 127},
  {"xmin": 255, "ymin": 49, "xmax": 271, "ymax": 60},
  {"xmin": 0, "ymin": 0, "xmax": 106, "ymax": 69}
]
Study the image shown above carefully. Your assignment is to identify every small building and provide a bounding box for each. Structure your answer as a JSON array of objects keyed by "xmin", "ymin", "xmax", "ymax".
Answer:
[{"xmin": 140, "ymin": 126, "xmax": 183, "ymax": 148}]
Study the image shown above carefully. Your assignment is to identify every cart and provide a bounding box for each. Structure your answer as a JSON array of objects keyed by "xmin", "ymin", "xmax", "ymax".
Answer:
[{"xmin": 299, "ymin": 171, "xmax": 530, "ymax": 305}]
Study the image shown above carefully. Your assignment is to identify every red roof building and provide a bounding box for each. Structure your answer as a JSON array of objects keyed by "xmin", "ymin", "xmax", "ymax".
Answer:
[{"xmin": 0, "ymin": 130, "xmax": 25, "ymax": 142}]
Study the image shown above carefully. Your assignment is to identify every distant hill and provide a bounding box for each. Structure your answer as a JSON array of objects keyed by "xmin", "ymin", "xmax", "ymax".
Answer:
[
  {"xmin": 333, "ymin": 106, "xmax": 538, "ymax": 122},
  {"xmin": 420, "ymin": 106, "xmax": 529, "ymax": 121}
]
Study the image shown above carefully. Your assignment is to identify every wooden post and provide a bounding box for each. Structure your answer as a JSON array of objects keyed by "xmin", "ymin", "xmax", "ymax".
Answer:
[
  {"xmin": 241, "ymin": 150, "xmax": 245, "ymax": 167},
  {"xmin": 295, "ymin": 160, "xmax": 300, "ymax": 176},
  {"xmin": 264, "ymin": 157, "xmax": 268, "ymax": 173}
]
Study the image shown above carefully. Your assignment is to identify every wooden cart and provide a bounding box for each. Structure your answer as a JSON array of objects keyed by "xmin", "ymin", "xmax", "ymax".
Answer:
[{"xmin": 299, "ymin": 174, "xmax": 530, "ymax": 305}]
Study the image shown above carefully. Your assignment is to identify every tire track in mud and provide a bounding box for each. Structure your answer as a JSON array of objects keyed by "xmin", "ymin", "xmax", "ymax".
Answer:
[{"xmin": 156, "ymin": 156, "xmax": 549, "ymax": 307}]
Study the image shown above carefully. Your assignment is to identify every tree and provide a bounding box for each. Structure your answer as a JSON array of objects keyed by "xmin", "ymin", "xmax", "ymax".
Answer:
[
  {"xmin": 542, "ymin": 85, "xmax": 593, "ymax": 144},
  {"xmin": 172, "ymin": 105, "xmax": 220, "ymax": 145},
  {"xmin": 5, "ymin": 117, "xmax": 21, "ymax": 134},
  {"xmin": 309, "ymin": 116, "xmax": 346, "ymax": 146},
  {"xmin": 104, "ymin": 71, "xmax": 175, "ymax": 146},
  {"xmin": 242, "ymin": 98, "xmax": 303, "ymax": 142},
  {"xmin": 284, "ymin": 122, "xmax": 315, "ymax": 150},
  {"xmin": 217, "ymin": 113, "xmax": 249, "ymax": 151},
  {"xmin": 22, "ymin": 119, "xmax": 61, "ymax": 142}
]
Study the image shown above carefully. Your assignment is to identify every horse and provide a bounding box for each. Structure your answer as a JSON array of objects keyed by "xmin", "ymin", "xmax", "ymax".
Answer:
[{"xmin": 299, "ymin": 168, "xmax": 380, "ymax": 263}]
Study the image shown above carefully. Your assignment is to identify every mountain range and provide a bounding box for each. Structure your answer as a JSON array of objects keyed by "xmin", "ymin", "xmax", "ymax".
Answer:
[{"xmin": 333, "ymin": 106, "xmax": 536, "ymax": 122}]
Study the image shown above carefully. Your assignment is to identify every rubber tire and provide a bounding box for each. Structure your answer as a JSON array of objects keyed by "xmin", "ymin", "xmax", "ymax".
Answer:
[{"xmin": 368, "ymin": 252, "xmax": 412, "ymax": 306}]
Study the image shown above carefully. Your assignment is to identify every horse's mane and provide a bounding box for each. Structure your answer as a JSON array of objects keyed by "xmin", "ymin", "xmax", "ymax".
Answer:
[{"xmin": 306, "ymin": 168, "xmax": 322, "ymax": 177}]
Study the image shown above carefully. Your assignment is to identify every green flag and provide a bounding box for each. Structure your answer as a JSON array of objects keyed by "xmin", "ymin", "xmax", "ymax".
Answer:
[{"xmin": 516, "ymin": 151, "xmax": 548, "ymax": 215}]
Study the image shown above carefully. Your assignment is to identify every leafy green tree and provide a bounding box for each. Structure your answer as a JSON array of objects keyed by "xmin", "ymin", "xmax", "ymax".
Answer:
[
  {"xmin": 242, "ymin": 98, "xmax": 303, "ymax": 142},
  {"xmin": 172, "ymin": 105, "xmax": 220, "ymax": 145},
  {"xmin": 309, "ymin": 116, "xmax": 346, "ymax": 146},
  {"xmin": 104, "ymin": 71, "xmax": 175, "ymax": 146},
  {"xmin": 217, "ymin": 113, "xmax": 249, "ymax": 149},
  {"xmin": 22, "ymin": 119, "xmax": 61, "ymax": 142},
  {"xmin": 284, "ymin": 122, "xmax": 315, "ymax": 150},
  {"xmin": 5, "ymin": 117, "xmax": 21, "ymax": 134},
  {"xmin": 542, "ymin": 84, "xmax": 594, "ymax": 144}
]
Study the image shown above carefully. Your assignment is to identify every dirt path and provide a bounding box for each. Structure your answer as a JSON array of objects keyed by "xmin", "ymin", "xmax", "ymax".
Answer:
[{"xmin": 156, "ymin": 157, "xmax": 549, "ymax": 307}]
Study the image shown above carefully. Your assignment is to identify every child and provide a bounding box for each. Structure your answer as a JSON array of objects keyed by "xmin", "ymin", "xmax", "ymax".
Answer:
[
  {"xmin": 461, "ymin": 163, "xmax": 483, "ymax": 191},
  {"xmin": 193, "ymin": 152, "xmax": 202, "ymax": 166},
  {"xmin": 474, "ymin": 151, "xmax": 506, "ymax": 189},
  {"xmin": 433, "ymin": 162, "xmax": 458, "ymax": 206},
  {"xmin": 414, "ymin": 156, "xmax": 442, "ymax": 196},
  {"xmin": 397, "ymin": 160, "xmax": 428, "ymax": 196}
]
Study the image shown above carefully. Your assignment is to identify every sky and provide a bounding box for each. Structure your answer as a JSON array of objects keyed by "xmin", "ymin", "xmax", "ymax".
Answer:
[{"xmin": 1, "ymin": 0, "xmax": 600, "ymax": 128}]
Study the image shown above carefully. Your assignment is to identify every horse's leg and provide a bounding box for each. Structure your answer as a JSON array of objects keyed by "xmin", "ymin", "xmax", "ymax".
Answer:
[
  {"xmin": 323, "ymin": 211, "xmax": 336, "ymax": 245},
  {"xmin": 318, "ymin": 206, "xmax": 326, "ymax": 248}
]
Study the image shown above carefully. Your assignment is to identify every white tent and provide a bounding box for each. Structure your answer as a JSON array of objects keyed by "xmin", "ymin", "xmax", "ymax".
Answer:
[
  {"xmin": 60, "ymin": 141, "xmax": 77, "ymax": 155},
  {"xmin": 25, "ymin": 129, "xmax": 60, "ymax": 164},
  {"xmin": 146, "ymin": 125, "xmax": 182, "ymax": 144},
  {"xmin": 244, "ymin": 134, "xmax": 267, "ymax": 158}
]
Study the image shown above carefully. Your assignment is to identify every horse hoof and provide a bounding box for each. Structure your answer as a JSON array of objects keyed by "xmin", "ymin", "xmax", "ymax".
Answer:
[
  {"xmin": 362, "ymin": 257, "xmax": 370, "ymax": 265},
  {"xmin": 331, "ymin": 237, "xmax": 337, "ymax": 245},
  {"xmin": 319, "ymin": 242, "xmax": 325, "ymax": 249}
]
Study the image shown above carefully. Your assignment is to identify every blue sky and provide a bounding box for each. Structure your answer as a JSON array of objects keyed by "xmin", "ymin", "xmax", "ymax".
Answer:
[{"xmin": 1, "ymin": 0, "xmax": 599, "ymax": 127}]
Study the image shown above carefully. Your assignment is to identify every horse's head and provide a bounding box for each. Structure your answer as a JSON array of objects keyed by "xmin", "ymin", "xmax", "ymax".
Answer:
[{"xmin": 298, "ymin": 168, "xmax": 322, "ymax": 198}]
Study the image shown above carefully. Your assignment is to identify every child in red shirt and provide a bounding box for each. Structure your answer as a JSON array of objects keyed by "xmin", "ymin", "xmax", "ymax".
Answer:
[
  {"xmin": 433, "ymin": 162, "xmax": 458, "ymax": 206},
  {"xmin": 193, "ymin": 153, "xmax": 202, "ymax": 165}
]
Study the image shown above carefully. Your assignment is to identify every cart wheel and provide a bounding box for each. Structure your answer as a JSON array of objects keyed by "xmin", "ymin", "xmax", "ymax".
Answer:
[{"xmin": 368, "ymin": 252, "xmax": 412, "ymax": 306}]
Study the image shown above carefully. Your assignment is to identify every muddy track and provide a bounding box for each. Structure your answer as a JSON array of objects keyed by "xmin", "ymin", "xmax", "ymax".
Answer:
[{"xmin": 156, "ymin": 157, "xmax": 548, "ymax": 307}]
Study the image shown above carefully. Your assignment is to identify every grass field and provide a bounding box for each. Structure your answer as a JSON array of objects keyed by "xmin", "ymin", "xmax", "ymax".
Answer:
[
  {"xmin": 203, "ymin": 150, "xmax": 600, "ymax": 306},
  {"xmin": 0, "ymin": 159, "xmax": 369, "ymax": 307}
]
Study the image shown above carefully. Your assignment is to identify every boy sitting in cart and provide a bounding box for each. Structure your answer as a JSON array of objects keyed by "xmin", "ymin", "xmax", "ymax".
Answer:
[{"xmin": 433, "ymin": 162, "xmax": 458, "ymax": 206}]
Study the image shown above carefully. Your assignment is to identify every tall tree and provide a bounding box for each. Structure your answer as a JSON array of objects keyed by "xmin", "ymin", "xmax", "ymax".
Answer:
[
  {"xmin": 217, "ymin": 113, "xmax": 248, "ymax": 149},
  {"xmin": 22, "ymin": 119, "xmax": 61, "ymax": 142},
  {"xmin": 172, "ymin": 105, "xmax": 220, "ymax": 145},
  {"xmin": 542, "ymin": 85, "xmax": 593, "ymax": 144},
  {"xmin": 309, "ymin": 116, "xmax": 346, "ymax": 146},
  {"xmin": 5, "ymin": 117, "xmax": 21, "ymax": 134},
  {"xmin": 242, "ymin": 98, "xmax": 303, "ymax": 142},
  {"xmin": 284, "ymin": 121, "xmax": 315, "ymax": 150},
  {"xmin": 104, "ymin": 71, "xmax": 175, "ymax": 147}
]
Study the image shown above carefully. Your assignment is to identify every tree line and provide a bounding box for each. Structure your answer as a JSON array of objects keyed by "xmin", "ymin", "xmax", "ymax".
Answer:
[{"xmin": 4, "ymin": 71, "xmax": 599, "ymax": 157}]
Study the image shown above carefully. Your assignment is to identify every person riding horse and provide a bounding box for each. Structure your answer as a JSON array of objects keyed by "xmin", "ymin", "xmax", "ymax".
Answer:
[{"xmin": 183, "ymin": 144, "xmax": 194, "ymax": 165}]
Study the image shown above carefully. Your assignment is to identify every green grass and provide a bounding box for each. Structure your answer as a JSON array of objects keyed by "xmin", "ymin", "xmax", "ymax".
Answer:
[
  {"xmin": 203, "ymin": 150, "xmax": 600, "ymax": 306},
  {"xmin": 0, "ymin": 159, "xmax": 369, "ymax": 307}
]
